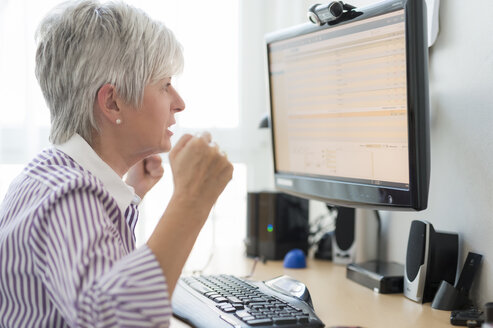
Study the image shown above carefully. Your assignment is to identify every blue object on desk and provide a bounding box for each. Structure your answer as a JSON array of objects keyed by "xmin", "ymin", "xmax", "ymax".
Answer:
[{"xmin": 283, "ymin": 249, "xmax": 307, "ymax": 268}]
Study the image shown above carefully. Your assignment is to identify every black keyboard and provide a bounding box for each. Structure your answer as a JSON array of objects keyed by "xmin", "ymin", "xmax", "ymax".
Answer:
[{"xmin": 172, "ymin": 274, "xmax": 325, "ymax": 328}]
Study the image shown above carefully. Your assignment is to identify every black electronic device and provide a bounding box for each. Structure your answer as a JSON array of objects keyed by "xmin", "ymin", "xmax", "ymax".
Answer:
[
  {"xmin": 266, "ymin": 0, "xmax": 430, "ymax": 211},
  {"xmin": 450, "ymin": 309, "xmax": 484, "ymax": 327},
  {"xmin": 172, "ymin": 274, "xmax": 325, "ymax": 328},
  {"xmin": 456, "ymin": 252, "xmax": 483, "ymax": 294},
  {"xmin": 404, "ymin": 220, "xmax": 459, "ymax": 303},
  {"xmin": 245, "ymin": 192, "xmax": 260, "ymax": 257},
  {"xmin": 432, "ymin": 252, "xmax": 483, "ymax": 310},
  {"xmin": 346, "ymin": 260, "xmax": 404, "ymax": 294},
  {"xmin": 245, "ymin": 191, "xmax": 309, "ymax": 260}
]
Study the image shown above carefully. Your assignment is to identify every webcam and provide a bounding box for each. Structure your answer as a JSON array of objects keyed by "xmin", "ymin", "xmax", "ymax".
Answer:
[
  {"xmin": 308, "ymin": 2, "xmax": 344, "ymax": 25},
  {"xmin": 307, "ymin": 1, "xmax": 356, "ymax": 26}
]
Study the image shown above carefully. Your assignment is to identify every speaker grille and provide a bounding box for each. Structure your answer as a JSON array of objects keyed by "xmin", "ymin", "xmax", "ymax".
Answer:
[
  {"xmin": 406, "ymin": 221, "xmax": 427, "ymax": 281},
  {"xmin": 334, "ymin": 207, "xmax": 355, "ymax": 251}
]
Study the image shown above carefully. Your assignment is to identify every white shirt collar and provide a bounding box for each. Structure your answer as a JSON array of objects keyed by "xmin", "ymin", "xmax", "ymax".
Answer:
[{"xmin": 55, "ymin": 134, "xmax": 139, "ymax": 214}]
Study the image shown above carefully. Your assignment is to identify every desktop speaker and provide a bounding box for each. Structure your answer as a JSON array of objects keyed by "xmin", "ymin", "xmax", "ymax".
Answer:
[
  {"xmin": 245, "ymin": 191, "xmax": 309, "ymax": 260},
  {"xmin": 332, "ymin": 207, "xmax": 355, "ymax": 264},
  {"xmin": 332, "ymin": 207, "xmax": 379, "ymax": 265},
  {"xmin": 404, "ymin": 220, "xmax": 459, "ymax": 303}
]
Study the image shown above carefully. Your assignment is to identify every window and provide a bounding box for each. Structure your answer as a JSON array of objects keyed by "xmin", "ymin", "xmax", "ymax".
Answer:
[
  {"xmin": 122, "ymin": 1, "xmax": 245, "ymax": 266},
  {"xmin": 126, "ymin": 0, "xmax": 239, "ymax": 129},
  {"xmin": 0, "ymin": 0, "xmax": 248, "ymax": 268}
]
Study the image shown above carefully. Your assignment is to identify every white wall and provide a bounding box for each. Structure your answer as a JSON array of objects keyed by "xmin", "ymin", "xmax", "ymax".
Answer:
[
  {"xmin": 243, "ymin": 0, "xmax": 493, "ymax": 306},
  {"xmin": 379, "ymin": 0, "xmax": 493, "ymax": 307}
]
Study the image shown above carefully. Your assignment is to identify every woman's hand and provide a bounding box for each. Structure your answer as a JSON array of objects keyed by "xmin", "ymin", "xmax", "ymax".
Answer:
[
  {"xmin": 125, "ymin": 155, "xmax": 164, "ymax": 199},
  {"xmin": 169, "ymin": 133, "xmax": 233, "ymax": 214},
  {"xmin": 146, "ymin": 132, "xmax": 233, "ymax": 296}
]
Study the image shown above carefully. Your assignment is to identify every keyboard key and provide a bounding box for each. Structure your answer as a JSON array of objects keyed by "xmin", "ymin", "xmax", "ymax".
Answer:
[
  {"xmin": 246, "ymin": 299, "xmax": 269, "ymax": 306},
  {"xmin": 216, "ymin": 304, "xmax": 236, "ymax": 313},
  {"xmin": 246, "ymin": 318, "xmax": 273, "ymax": 326},
  {"xmin": 189, "ymin": 282, "xmax": 213, "ymax": 294},
  {"xmin": 232, "ymin": 303, "xmax": 244, "ymax": 310},
  {"xmin": 274, "ymin": 316, "xmax": 298, "ymax": 324},
  {"xmin": 235, "ymin": 310, "xmax": 251, "ymax": 319},
  {"xmin": 226, "ymin": 296, "xmax": 242, "ymax": 303}
]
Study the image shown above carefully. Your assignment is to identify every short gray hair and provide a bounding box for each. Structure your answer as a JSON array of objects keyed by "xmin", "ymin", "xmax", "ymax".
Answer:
[{"xmin": 35, "ymin": 0, "xmax": 184, "ymax": 144}]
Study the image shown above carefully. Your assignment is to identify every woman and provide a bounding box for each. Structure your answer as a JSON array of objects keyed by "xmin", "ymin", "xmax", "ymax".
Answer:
[{"xmin": 0, "ymin": 0, "xmax": 233, "ymax": 327}]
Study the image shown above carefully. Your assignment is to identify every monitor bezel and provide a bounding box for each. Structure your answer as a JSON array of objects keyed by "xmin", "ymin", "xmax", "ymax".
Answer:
[{"xmin": 265, "ymin": 0, "xmax": 430, "ymax": 211}]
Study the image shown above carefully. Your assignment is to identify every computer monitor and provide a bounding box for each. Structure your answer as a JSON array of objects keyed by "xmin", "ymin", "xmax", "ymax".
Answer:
[{"xmin": 266, "ymin": 0, "xmax": 430, "ymax": 211}]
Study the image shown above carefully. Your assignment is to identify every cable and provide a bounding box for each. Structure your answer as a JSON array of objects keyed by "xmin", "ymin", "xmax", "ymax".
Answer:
[
  {"xmin": 308, "ymin": 212, "xmax": 334, "ymax": 247},
  {"xmin": 309, "ymin": 205, "xmax": 336, "ymax": 248},
  {"xmin": 242, "ymin": 256, "xmax": 267, "ymax": 279}
]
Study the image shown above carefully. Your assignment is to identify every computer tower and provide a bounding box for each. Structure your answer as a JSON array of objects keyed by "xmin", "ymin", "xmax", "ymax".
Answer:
[
  {"xmin": 245, "ymin": 191, "xmax": 309, "ymax": 260},
  {"xmin": 404, "ymin": 220, "xmax": 459, "ymax": 303},
  {"xmin": 245, "ymin": 192, "xmax": 260, "ymax": 257}
]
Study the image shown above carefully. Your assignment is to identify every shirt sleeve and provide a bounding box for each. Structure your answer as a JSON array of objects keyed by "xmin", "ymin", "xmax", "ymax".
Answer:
[{"xmin": 29, "ymin": 187, "xmax": 171, "ymax": 327}]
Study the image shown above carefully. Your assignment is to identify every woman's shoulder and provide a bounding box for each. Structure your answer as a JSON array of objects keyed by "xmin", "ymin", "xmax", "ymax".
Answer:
[
  {"xmin": 23, "ymin": 148, "xmax": 105, "ymax": 194},
  {"xmin": 2, "ymin": 148, "xmax": 114, "ymax": 225}
]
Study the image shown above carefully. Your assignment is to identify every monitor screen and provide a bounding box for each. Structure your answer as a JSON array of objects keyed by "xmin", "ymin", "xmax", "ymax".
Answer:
[{"xmin": 266, "ymin": 0, "xmax": 429, "ymax": 210}]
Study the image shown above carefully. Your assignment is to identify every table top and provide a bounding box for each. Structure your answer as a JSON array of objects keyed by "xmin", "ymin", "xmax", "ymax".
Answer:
[{"xmin": 171, "ymin": 246, "xmax": 452, "ymax": 328}]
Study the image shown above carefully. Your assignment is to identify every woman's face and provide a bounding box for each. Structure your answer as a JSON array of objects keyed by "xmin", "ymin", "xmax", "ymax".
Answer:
[{"xmin": 121, "ymin": 77, "xmax": 185, "ymax": 155}]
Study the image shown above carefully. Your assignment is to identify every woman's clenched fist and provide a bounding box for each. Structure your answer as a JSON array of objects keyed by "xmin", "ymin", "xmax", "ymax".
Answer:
[{"xmin": 168, "ymin": 133, "xmax": 234, "ymax": 210}]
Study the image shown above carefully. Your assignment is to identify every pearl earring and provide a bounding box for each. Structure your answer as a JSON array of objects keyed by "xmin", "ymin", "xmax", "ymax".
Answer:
[{"xmin": 116, "ymin": 119, "xmax": 122, "ymax": 125}]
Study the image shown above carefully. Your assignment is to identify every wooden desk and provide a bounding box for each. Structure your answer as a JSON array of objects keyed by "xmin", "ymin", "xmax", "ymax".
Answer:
[{"xmin": 171, "ymin": 245, "xmax": 452, "ymax": 328}]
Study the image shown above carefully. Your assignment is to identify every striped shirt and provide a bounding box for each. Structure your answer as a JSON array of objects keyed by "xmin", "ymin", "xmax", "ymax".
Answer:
[{"xmin": 0, "ymin": 134, "xmax": 170, "ymax": 327}]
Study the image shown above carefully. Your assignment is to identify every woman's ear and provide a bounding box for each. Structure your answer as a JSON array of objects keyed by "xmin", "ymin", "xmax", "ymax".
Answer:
[{"xmin": 96, "ymin": 84, "xmax": 121, "ymax": 123}]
